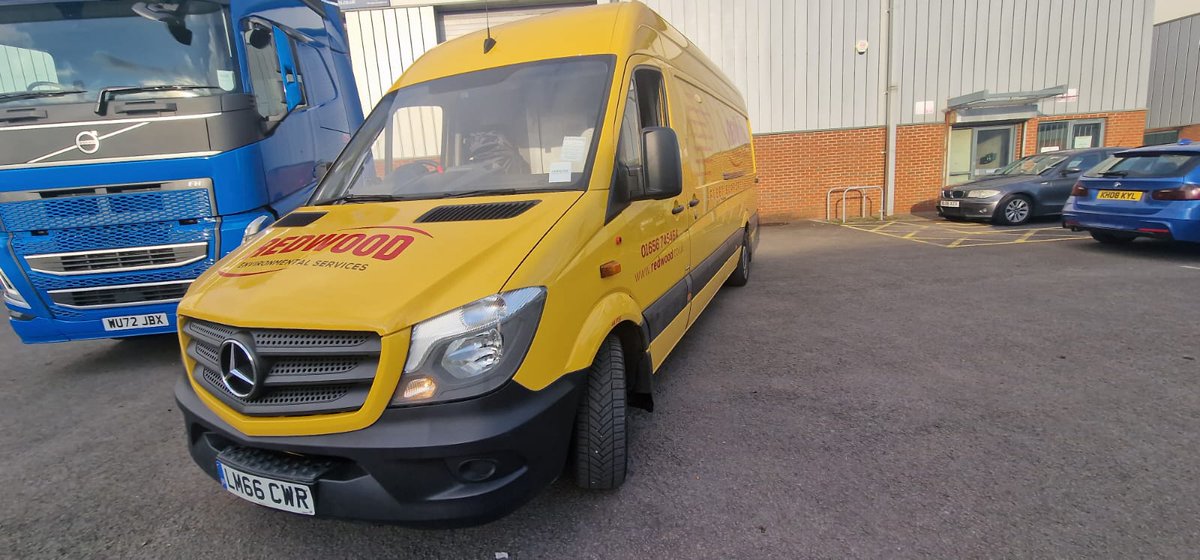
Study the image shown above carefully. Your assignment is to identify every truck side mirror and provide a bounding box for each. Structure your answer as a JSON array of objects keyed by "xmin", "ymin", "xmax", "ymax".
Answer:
[{"xmin": 642, "ymin": 127, "xmax": 682, "ymax": 200}]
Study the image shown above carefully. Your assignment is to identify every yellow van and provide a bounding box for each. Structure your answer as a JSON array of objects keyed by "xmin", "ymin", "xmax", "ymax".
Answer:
[{"xmin": 174, "ymin": 1, "xmax": 758, "ymax": 525}]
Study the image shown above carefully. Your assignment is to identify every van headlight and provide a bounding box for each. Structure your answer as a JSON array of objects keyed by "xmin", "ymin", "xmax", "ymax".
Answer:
[
  {"xmin": 0, "ymin": 269, "xmax": 30, "ymax": 309},
  {"xmin": 392, "ymin": 287, "xmax": 546, "ymax": 406}
]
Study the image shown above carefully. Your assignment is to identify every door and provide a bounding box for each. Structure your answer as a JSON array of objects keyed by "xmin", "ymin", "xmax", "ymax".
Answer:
[
  {"xmin": 604, "ymin": 61, "xmax": 694, "ymax": 369},
  {"xmin": 243, "ymin": 18, "xmax": 318, "ymax": 206},
  {"xmin": 1043, "ymin": 151, "xmax": 1107, "ymax": 209},
  {"xmin": 946, "ymin": 126, "xmax": 1016, "ymax": 184}
]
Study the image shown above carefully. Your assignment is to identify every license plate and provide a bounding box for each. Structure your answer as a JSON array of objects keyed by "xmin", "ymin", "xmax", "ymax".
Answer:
[
  {"xmin": 217, "ymin": 461, "xmax": 315, "ymax": 515},
  {"xmin": 1096, "ymin": 190, "xmax": 1143, "ymax": 201},
  {"xmin": 101, "ymin": 313, "xmax": 169, "ymax": 332},
  {"xmin": 940, "ymin": 200, "xmax": 960, "ymax": 208}
]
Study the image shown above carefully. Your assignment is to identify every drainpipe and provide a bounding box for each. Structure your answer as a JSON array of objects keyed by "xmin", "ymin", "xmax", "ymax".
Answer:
[{"xmin": 883, "ymin": 0, "xmax": 897, "ymax": 217}]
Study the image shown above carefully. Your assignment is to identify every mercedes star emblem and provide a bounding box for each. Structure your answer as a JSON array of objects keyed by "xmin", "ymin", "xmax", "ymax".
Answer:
[{"xmin": 219, "ymin": 339, "xmax": 260, "ymax": 399}]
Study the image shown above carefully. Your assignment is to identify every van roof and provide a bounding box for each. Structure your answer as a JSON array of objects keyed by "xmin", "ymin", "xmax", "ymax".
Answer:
[{"xmin": 388, "ymin": 1, "xmax": 745, "ymax": 111}]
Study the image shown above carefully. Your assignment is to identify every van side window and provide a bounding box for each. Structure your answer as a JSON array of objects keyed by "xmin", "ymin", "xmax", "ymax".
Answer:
[
  {"xmin": 614, "ymin": 79, "xmax": 644, "ymax": 200},
  {"xmin": 614, "ymin": 68, "xmax": 670, "ymax": 202}
]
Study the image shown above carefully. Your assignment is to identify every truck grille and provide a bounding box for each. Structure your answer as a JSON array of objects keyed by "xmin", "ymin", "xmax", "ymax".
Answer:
[
  {"xmin": 48, "ymin": 279, "xmax": 192, "ymax": 309},
  {"xmin": 24, "ymin": 242, "xmax": 207, "ymax": 275},
  {"xmin": 183, "ymin": 318, "xmax": 381, "ymax": 417},
  {"xmin": 0, "ymin": 180, "xmax": 213, "ymax": 232}
]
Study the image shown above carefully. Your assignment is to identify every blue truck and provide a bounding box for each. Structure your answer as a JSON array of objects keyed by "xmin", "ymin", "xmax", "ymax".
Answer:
[{"xmin": 0, "ymin": 0, "xmax": 363, "ymax": 343}]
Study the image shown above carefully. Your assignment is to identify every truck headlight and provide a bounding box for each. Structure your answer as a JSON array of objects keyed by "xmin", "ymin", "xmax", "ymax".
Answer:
[
  {"xmin": 392, "ymin": 287, "xmax": 546, "ymax": 406},
  {"xmin": 0, "ymin": 269, "xmax": 30, "ymax": 309},
  {"xmin": 966, "ymin": 189, "xmax": 1001, "ymax": 198}
]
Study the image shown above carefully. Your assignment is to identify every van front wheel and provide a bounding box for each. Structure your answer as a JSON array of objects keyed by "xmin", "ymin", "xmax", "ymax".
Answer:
[
  {"xmin": 726, "ymin": 228, "xmax": 751, "ymax": 287},
  {"xmin": 573, "ymin": 334, "xmax": 628, "ymax": 490}
]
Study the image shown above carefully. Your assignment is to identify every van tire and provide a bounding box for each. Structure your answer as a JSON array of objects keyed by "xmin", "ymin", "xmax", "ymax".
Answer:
[
  {"xmin": 573, "ymin": 334, "xmax": 628, "ymax": 490},
  {"xmin": 726, "ymin": 228, "xmax": 751, "ymax": 287}
]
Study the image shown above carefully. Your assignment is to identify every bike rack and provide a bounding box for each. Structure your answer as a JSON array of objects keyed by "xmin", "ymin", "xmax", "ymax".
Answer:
[{"xmin": 826, "ymin": 186, "xmax": 885, "ymax": 222}]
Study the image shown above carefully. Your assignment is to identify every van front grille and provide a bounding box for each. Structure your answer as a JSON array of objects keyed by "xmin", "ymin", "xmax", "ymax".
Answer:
[{"xmin": 183, "ymin": 319, "xmax": 381, "ymax": 417}]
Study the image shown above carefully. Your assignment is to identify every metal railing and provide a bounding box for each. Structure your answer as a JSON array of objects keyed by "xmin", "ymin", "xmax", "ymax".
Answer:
[{"xmin": 826, "ymin": 186, "xmax": 885, "ymax": 222}]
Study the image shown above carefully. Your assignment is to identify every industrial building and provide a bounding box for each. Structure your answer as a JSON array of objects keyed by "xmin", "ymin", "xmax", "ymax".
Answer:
[
  {"xmin": 338, "ymin": 0, "xmax": 1157, "ymax": 221},
  {"xmin": 1146, "ymin": 11, "xmax": 1200, "ymax": 145}
]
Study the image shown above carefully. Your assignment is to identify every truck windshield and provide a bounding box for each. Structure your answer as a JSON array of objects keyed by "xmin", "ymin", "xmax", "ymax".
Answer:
[
  {"xmin": 312, "ymin": 56, "xmax": 615, "ymax": 204},
  {"xmin": 0, "ymin": 1, "xmax": 238, "ymax": 105}
]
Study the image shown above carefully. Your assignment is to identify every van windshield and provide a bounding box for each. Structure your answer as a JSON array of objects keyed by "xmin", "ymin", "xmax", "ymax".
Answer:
[{"xmin": 312, "ymin": 56, "xmax": 614, "ymax": 204}]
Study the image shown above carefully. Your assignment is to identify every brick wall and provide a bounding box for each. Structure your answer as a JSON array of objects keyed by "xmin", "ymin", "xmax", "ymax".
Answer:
[
  {"xmin": 753, "ymin": 109, "xmax": 1148, "ymax": 223},
  {"xmin": 753, "ymin": 127, "xmax": 885, "ymax": 222},
  {"xmin": 1179, "ymin": 124, "xmax": 1200, "ymax": 142}
]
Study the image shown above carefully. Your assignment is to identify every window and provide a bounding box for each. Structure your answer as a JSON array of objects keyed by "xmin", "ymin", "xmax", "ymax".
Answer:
[
  {"xmin": 242, "ymin": 21, "xmax": 306, "ymax": 120},
  {"xmin": 1088, "ymin": 153, "xmax": 1200, "ymax": 178},
  {"xmin": 1063, "ymin": 153, "xmax": 1104, "ymax": 173},
  {"xmin": 310, "ymin": 56, "xmax": 614, "ymax": 203},
  {"xmin": 1038, "ymin": 119, "xmax": 1103, "ymax": 152},
  {"xmin": 614, "ymin": 67, "xmax": 669, "ymax": 200},
  {"xmin": 1144, "ymin": 130, "xmax": 1180, "ymax": 146}
]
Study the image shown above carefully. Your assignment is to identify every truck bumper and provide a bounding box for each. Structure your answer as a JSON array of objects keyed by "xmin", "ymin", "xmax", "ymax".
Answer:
[
  {"xmin": 175, "ymin": 370, "xmax": 585, "ymax": 527},
  {"xmin": 8, "ymin": 300, "xmax": 179, "ymax": 343}
]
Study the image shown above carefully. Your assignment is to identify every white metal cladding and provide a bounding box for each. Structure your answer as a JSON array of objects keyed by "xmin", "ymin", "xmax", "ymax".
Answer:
[
  {"xmin": 1147, "ymin": 13, "xmax": 1200, "ymax": 129},
  {"xmin": 343, "ymin": 0, "xmax": 1154, "ymax": 133},
  {"xmin": 343, "ymin": 6, "xmax": 439, "ymax": 115}
]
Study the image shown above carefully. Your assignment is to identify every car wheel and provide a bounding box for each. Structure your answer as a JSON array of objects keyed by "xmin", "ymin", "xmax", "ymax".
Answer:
[
  {"xmin": 573, "ymin": 334, "xmax": 627, "ymax": 490},
  {"xmin": 994, "ymin": 195, "xmax": 1033, "ymax": 226},
  {"xmin": 1090, "ymin": 231, "xmax": 1137, "ymax": 244},
  {"xmin": 725, "ymin": 228, "xmax": 751, "ymax": 287}
]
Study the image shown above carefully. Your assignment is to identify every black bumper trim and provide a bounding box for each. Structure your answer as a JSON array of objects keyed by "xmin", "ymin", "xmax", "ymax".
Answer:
[{"xmin": 176, "ymin": 370, "xmax": 585, "ymax": 527}]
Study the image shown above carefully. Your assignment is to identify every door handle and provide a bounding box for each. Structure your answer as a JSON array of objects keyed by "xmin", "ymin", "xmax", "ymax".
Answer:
[
  {"xmin": 688, "ymin": 197, "xmax": 700, "ymax": 207},
  {"xmin": 671, "ymin": 203, "xmax": 685, "ymax": 215}
]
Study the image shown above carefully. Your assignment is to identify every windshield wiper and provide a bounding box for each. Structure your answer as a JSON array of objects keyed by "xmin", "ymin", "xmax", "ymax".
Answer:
[
  {"xmin": 322, "ymin": 194, "xmax": 409, "ymax": 205},
  {"xmin": 95, "ymin": 85, "xmax": 222, "ymax": 115},
  {"xmin": 0, "ymin": 90, "xmax": 87, "ymax": 105},
  {"xmin": 1101, "ymin": 170, "xmax": 1129, "ymax": 177},
  {"xmin": 436, "ymin": 189, "xmax": 529, "ymax": 199}
]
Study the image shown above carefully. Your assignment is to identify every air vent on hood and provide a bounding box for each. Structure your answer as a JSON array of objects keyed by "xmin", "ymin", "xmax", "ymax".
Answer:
[
  {"xmin": 274, "ymin": 211, "xmax": 327, "ymax": 227},
  {"xmin": 415, "ymin": 200, "xmax": 540, "ymax": 223}
]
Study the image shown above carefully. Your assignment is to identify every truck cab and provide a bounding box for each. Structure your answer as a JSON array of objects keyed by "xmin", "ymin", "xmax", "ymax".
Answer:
[{"xmin": 0, "ymin": 0, "xmax": 362, "ymax": 343}]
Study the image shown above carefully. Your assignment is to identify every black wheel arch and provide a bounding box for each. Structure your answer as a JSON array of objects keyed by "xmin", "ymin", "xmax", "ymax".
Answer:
[{"xmin": 610, "ymin": 320, "xmax": 653, "ymax": 412}]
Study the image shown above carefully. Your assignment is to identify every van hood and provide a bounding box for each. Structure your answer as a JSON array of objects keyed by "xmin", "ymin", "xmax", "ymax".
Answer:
[{"xmin": 179, "ymin": 191, "xmax": 582, "ymax": 334}]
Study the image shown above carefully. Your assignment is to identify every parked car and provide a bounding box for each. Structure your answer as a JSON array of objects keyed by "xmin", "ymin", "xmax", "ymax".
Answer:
[
  {"xmin": 1062, "ymin": 141, "xmax": 1200, "ymax": 244},
  {"xmin": 938, "ymin": 147, "xmax": 1123, "ymax": 225}
]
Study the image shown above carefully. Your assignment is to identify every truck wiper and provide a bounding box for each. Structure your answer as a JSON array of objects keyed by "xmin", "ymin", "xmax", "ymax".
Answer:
[
  {"xmin": 0, "ymin": 90, "xmax": 87, "ymax": 105},
  {"xmin": 95, "ymin": 85, "xmax": 222, "ymax": 115}
]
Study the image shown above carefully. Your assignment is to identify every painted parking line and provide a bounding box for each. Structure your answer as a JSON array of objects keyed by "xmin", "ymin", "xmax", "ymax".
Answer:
[{"xmin": 833, "ymin": 217, "xmax": 1090, "ymax": 248}]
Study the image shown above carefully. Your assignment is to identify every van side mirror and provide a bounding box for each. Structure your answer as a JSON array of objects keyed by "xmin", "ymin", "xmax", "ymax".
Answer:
[{"xmin": 642, "ymin": 127, "xmax": 683, "ymax": 200}]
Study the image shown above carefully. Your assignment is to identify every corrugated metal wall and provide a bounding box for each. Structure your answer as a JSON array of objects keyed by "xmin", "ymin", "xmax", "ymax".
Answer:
[
  {"xmin": 643, "ymin": 0, "xmax": 883, "ymax": 133},
  {"xmin": 1147, "ymin": 13, "xmax": 1200, "ymax": 129},
  {"xmin": 343, "ymin": 0, "xmax": 1155, "ymax": 133},
  {"xmin": 343, "ymin": 6, "xmax": 438, "ymax": 114}
]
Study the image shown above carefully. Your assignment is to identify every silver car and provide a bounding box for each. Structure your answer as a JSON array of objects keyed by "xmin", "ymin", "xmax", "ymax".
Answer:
[{"xmin": 937, "ymin": 147, "xmax": 1123, "ymax": 225}]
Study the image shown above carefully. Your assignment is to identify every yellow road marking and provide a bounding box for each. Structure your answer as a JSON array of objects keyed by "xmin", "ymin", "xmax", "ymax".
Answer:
[{"xmin": 834, "ymin": 218, "xmax": 1088, "ymax": 248}]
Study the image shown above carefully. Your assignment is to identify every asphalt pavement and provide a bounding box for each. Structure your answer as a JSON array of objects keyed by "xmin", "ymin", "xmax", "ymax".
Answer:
[{"xmin": 2, "ymin": 219, "xmax": 1199, "ymax": 559}]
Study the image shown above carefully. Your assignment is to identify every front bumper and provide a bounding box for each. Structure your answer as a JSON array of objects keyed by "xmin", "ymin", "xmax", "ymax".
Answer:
[
  {"xmin": 936, "ymin": 199, "xmax": 998, "ymax": 220},
  {"xmin": 176, "ymin": 370, "xmax": 585, "ymax": 526}
]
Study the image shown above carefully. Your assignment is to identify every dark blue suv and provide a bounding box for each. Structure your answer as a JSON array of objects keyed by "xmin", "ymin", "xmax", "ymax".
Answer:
[{"xmin": 1062, "ymin": 141, "xmax": 1200, "ymax": 244}]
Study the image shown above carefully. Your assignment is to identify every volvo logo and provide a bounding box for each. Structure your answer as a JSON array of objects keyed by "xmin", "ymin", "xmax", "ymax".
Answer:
[
  {"xmin": 75, "ymin": 130, "xmax": 100, "ymax": 154},
  {"xmin": 218, "ymin": 338, "xmax": 261, "ymax": 399}
]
